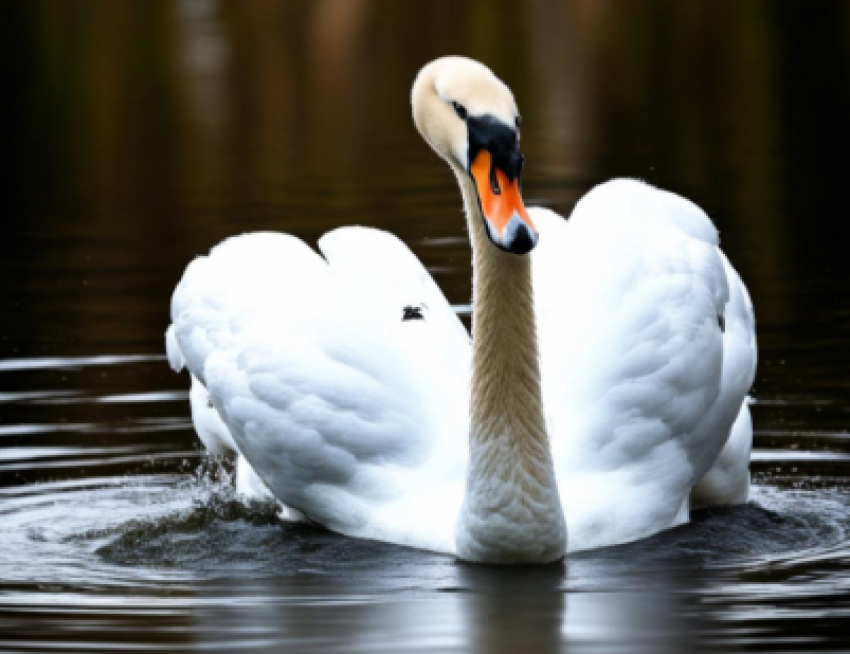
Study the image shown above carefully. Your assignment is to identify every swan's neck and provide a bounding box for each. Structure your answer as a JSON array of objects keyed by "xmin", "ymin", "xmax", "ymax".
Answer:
[{"xmin": 454, "ymin": 169, "xmax": 566, "ymax": 563}]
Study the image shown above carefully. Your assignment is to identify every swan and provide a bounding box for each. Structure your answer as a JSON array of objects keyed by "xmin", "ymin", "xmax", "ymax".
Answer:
[{"xmin": 166, "ymin": 56, "xmax": 756, "ymax": 563}]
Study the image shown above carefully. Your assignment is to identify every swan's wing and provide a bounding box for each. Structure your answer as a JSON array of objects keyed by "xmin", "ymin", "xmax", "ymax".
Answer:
[
  {"xmin": 168, "ymin": 228, "xmax": 469, "ymax": 552},
  {"xmin": 531, "ymin": 179, "xmax": 756, "ymax": 550}
]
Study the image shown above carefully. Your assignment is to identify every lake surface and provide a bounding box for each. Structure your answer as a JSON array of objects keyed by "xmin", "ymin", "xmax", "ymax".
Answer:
[{"xmin": 3, "ymin": 1, "xmax": 850, "ymax": 652}]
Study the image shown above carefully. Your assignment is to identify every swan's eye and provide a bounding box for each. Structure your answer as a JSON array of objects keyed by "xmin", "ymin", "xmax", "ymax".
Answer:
[
  {"xmin": 452, "ymin": 101, "xmax": 468, "ymax": 121},
  {"xmin": 515, "ymin": 115, "xmax": 522, "ymax": 129}
]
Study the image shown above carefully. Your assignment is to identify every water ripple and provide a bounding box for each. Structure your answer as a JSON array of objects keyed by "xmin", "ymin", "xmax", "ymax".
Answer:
[
  {"xmin": 0, "ymin": 354, "xmax": 166, "ymax": 372},
  {"xmin": 1, "ymin": 355, "xmax": 849, "ymax": 652}
]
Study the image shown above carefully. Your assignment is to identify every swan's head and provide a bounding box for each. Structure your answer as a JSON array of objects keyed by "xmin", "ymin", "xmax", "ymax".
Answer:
[{"xmin": 412, "ymin": 57, "xmax": 536, "ymax": 255}]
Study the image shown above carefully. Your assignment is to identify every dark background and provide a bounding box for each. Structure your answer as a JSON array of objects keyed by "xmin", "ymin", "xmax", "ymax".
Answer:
[
  {"xmin": 2, "ymin": 2, "xmax": 850, "ymax": 651},
  {"xmin": 5, "ymin": 1, "xmax": 850, "ymax": 371}
]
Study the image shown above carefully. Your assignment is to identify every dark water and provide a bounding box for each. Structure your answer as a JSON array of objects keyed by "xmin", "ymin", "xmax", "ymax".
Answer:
[{"xmin": 3, "ymin": 1, "xmax": 850, "ymax": 652}]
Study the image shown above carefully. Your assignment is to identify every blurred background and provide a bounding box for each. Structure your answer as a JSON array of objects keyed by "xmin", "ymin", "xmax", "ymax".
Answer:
[
  {"xmin": 3, "ymin": 1, "xmax": 850, "ymax": 652},
  {"xmin": 5, "ymin": 0, "xmax": 850, "ymax": 364}
]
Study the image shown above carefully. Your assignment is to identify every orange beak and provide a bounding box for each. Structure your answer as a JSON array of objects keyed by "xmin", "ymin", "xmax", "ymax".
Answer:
[{"xmin": 470, "ymin": 150, "xmax": 538, "ymax": 255}]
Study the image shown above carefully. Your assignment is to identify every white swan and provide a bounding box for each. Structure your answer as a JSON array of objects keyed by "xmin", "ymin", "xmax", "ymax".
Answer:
[{"xmin": 166, "ymin": 56, "xmax": 756, "ymax": 563}]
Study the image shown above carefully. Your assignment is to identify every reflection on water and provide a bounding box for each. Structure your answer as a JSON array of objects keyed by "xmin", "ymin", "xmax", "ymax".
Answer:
[{"xmin": 3, "ymin": 0, "xmax": 850, "ymax": 652}]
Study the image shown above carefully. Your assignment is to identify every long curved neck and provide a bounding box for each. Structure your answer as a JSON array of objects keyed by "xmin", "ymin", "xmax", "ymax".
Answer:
[{"xmin": 454, "ymin": 169, "xmax": 566, "ymax": 563}]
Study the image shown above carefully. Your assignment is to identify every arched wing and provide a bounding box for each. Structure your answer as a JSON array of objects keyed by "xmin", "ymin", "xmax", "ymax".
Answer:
[
  {"xmin": 168, "ymin": 228, "xmax": 469, "ymax": 547},
  {"xmin": 531, "ymin": 179, "xmax": 756, "ymax": 549}
]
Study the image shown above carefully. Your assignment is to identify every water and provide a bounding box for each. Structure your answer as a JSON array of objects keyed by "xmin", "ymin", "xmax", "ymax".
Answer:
[{"xmin": 3, "ymin": 1, "xmax": 850, "ymax": 651}]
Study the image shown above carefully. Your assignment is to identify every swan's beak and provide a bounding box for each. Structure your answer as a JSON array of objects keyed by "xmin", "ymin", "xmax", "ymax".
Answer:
[{"xmin": 470, "ymin": 149, "xmax": 538, "ymax": 255}]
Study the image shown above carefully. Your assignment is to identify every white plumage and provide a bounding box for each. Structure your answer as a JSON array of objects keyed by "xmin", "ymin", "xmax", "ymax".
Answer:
[
  {"xmin": 530, "ymin": 182, "xmax": 756, "ymax": 549},
  {"xmin": 170, "ymin": 229, "xmax": 472, "ymax": 551},
  {"xmin": 168, "ymin": 180, "xmax": 755, "ymax": 554},
  {"xmin": 166, "ymin": 57, "xmax": 756, "ymax": 560}
]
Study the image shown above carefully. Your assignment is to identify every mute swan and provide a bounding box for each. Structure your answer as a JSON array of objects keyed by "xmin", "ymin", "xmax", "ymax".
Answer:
[{"xmin": 166, "ymin": 56, "xmax": 756, "ymax": 563}]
